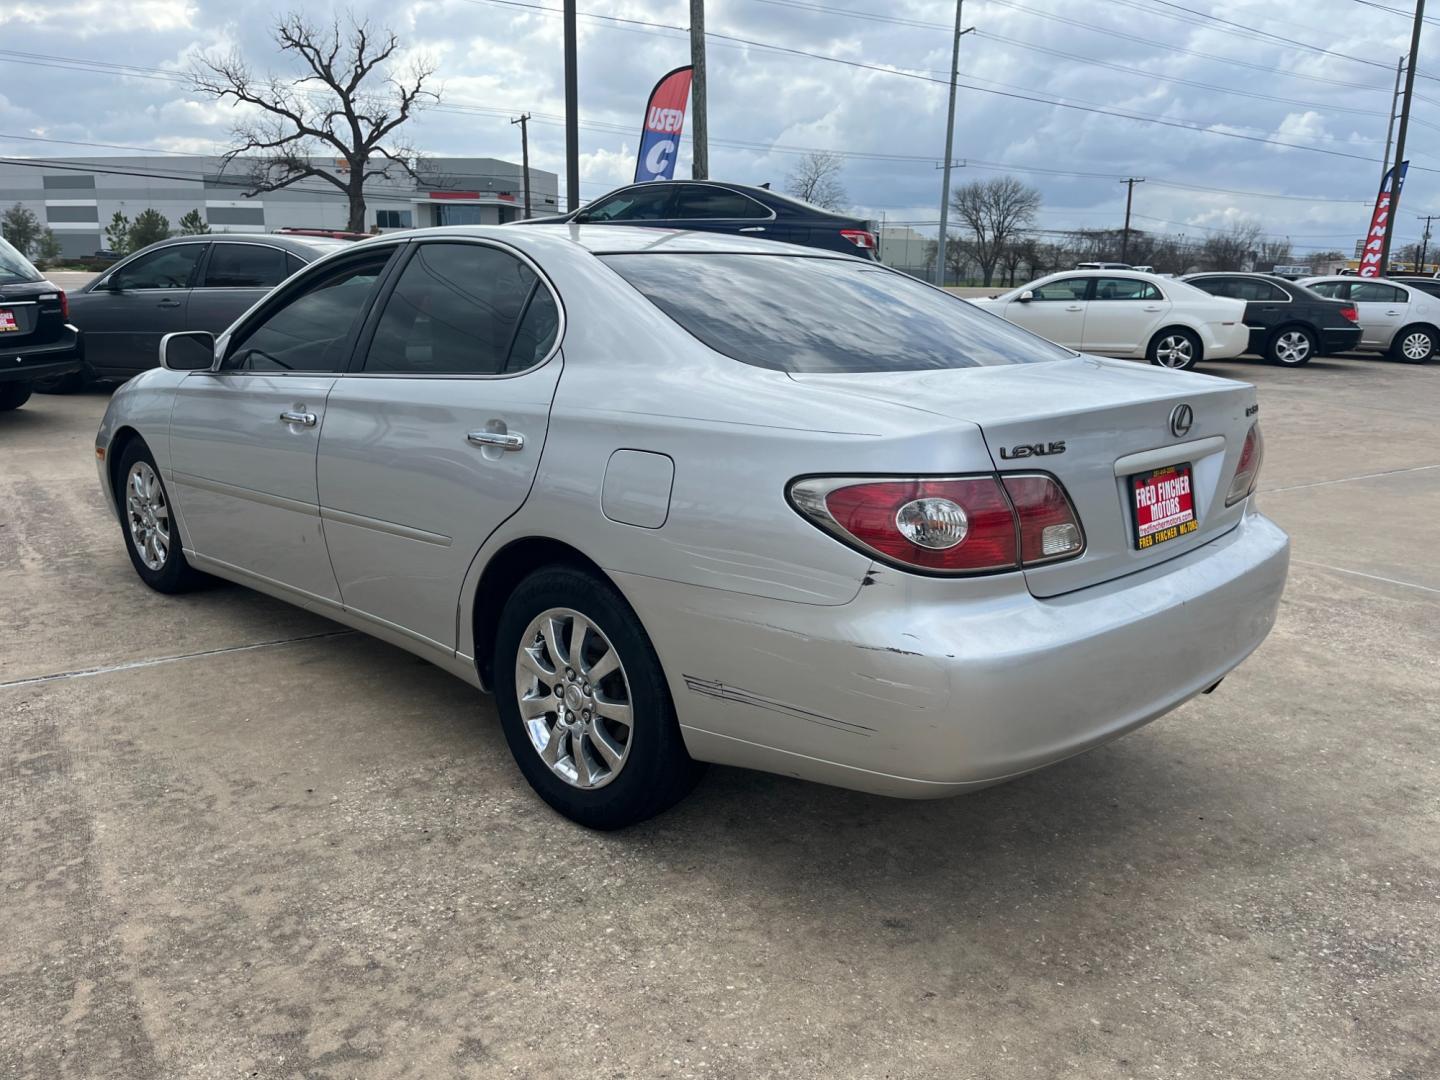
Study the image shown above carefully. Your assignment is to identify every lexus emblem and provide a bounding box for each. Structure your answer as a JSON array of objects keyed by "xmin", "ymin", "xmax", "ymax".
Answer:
[{"xmin": 1169, "ymin": 403, "xmax": 1194, "ymax": 438}]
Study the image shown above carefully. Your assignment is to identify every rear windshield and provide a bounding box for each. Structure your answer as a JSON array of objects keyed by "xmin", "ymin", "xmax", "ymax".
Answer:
[
  {"xmin": 0, "ymin": 237, "xmax": 42, "ymax": 285},
  {"xmin": 602, "ymin": 253, "xmax": 1072, "ymax": 372}
]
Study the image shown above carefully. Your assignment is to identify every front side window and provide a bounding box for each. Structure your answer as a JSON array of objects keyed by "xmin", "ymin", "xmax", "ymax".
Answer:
[
  {"xmin": 361, "ymin": 243, "xmax": 560, "ymax": 376},
  {"xmin": 603, "ymin": 253, "xmax": 1072, "ymax": 373},
  {"xmin": 1030, "ymin": 277, "xmax": 1090, "ymax": 302},
  {"xmin": 110, "ymin": 245, "xmax": 204, "ymax": 290},
  {"xmin": 673, "ymin": 186, "xmax": 770, "ymax": 220},
  {"xmin": 1092, "ymin": 277, "xmax": 1162, "ymax": 301},
  {"xmin": 580, "ymin": 187, "xmax": 676, "ymax": 222},
  {"xmin": 1350, "ymin": 282, "xmax": 1405, "ymax": 303},
  {"xmin": 223, "ymin": 252, "xmax": 393, "ymax": 372},
  {"xmin": 203, "ymin": 244, "xmax": 289, "ymax": 289},
  {"xmin": 1307, "ymin": 281, "xmax": 1346, "ymax": 299},
  {"xmin": 0, "ymin": 236, "xmax": 42, "ymax": 284}
]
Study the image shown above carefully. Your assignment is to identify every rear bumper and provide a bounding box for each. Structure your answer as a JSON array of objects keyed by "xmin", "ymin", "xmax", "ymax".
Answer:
[
  {"xmin": 0, "ymin": 326, "xmax": 83, "ymax": 383},
  {"xmin": 618, "ymin": 510, "xmax": 1289, "ymax": 798},
  {"xmin": 1203, "ymin": 322, "xmax": 1250, "ymax": 360},
  {"xmin": 1319, "ymin": 326, "xmax": 1363, "ymax": 355}
]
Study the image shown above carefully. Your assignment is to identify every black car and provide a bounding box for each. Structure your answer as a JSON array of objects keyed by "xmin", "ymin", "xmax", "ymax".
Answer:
[
  {"xmin": 0, "ymin": 236, "xmax": 83, "ymax": 411},
  {"xmin": 51, "ymin": 233, "xmax": 348, "ymax": 390},
  {"xmin": 514, "ymin": 180, "xmax": 878, "ymax": 259},
  {"xmin": 1182, "ymin": 272, "xmax": 1362, "ymax": 366},
  {"xmin": 1390, "ymin": 276, "xmax": 1440, "ymax": 299}
]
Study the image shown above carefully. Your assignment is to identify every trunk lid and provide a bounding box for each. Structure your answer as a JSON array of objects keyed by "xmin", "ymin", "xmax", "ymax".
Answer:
[
  {"xmin": 789, "ymin": 355, "xmax": 1259, "ymax": 596},
  {"xmin": 0, "ymin": 281, "xmax": 65, "ymax": 343}
]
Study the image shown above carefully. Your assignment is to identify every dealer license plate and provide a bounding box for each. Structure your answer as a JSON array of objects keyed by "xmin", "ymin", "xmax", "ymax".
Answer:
[
  {"xmin": 0, "ymin": 310, "xmax": 17, "ymax": 332},
  {"xmin": 1131, "ymin": 463, "xmax": 1198, "ymax": 550}
]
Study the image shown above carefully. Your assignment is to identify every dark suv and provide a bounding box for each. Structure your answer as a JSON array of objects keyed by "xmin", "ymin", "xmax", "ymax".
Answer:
[
  {"xmin": 0, "ymin": 237, "xmax": 82, "ymax": 411},
  {"xmin": 1182, "ymin": 272, "xmax": 1362, "ymax": 366},
  {"xmin": 515, "ymin": 180, "xmax": 878, "ymax": 259}
]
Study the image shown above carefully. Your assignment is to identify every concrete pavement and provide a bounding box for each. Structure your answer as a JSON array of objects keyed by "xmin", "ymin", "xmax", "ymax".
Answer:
[{"xmin": 1, "ymin": 354, "xmax": 1437, "ymax": 1079}]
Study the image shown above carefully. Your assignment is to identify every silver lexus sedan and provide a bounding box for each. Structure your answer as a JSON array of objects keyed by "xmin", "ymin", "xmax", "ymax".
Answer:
[{"xmin": 94, "ymin": 226, "xmax": 1290, "ymax": 829}]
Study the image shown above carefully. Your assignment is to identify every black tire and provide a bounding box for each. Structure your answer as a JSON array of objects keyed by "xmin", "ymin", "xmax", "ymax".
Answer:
[
  {"xmin": 1390, "ymin": 324, "xmax": 1437, "ymax": 364},
  {"xmin": 1265, "ymin": 325, "xmax": 1317, "ymax": 367},
  {"xmin": 115, "ymin": 438, "xmax": 207, "ymax": 593},
  {"xmin": 0, "ymin": 382, "xmax": 32, "ymax": 411},
  {"xmin": 1147, "ymin": 327, "xmax": 1202, "ymax": 371},
  {"xmin": 34, "ymin": 369, "xmax": 89, "ymax": 394},
  {"xmin": 492, "ymin": 564, "xmax": 703, "ymax": 830}
]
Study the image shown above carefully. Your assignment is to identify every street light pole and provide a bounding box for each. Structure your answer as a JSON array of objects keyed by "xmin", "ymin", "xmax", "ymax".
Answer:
[
  {"xmin": 563, "ymin": 0, "xmax": 579, "ymax": 212},
  {"xmin": 510, "ymin": 114, "xmax": 532, "ymax": 219},
  {"xmin": 1120, "ymin": 177, "xmax": 1145, "ymax": 264},
  {"xmin": 1419, "ymin": 214, "xmax": 1435, "ymax": 272},
  {"xmin": 934, "ymin": 0, "xmax": 971, "ymax": 287},
  {"xmin": 1380, "ymin": 0, "xmax": 1425, "ymax": 273},
  {"xmin": 690, "ymin": 0, "xmax": 708, "ymax": 180}
]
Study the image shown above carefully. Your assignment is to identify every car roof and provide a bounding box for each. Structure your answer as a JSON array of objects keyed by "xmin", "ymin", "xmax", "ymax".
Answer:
[
  {"xmin": 584, "ymin": 179, "xmax": 858, "ymax": 220},
  {"xmin": 347, "ymin": 223, "xmax": 855, "ymax": 259},
  {"xmin": 136, "ymin": 233, "xmax": 345, "ymax": 257}
]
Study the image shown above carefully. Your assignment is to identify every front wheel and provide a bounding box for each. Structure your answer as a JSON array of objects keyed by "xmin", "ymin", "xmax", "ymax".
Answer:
[
  {"xmin": 492, "ymin": 565, "xmax": 703, "ymax": 829},
  {"xmin": 1266, "ymin": 326, "xmax": 1316, "ymax": 367},
  {"xmin": 0, "ymin": 382, "xmax": 33, "ymax": 411},
  {"xmin": 116, "ymin": 439, "xmax": 207, "ymax": 593},
  {"xmin": 1147, "ymin": 328, "xmax": 1202, "ymax": 371},
  {"xmin": 1391, "ymin": 325, "xmax": 1436, "ymax": 364}
]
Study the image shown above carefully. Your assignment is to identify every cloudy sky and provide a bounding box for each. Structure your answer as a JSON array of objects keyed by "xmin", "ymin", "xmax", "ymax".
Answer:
[{"xmin": 0, "ymin": 0, "xmax": 1436, "ymax": 253}]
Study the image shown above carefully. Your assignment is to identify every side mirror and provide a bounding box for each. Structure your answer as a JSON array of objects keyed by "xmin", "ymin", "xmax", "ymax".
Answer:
[
  {"xmin": 1018, "ymin": 290, "xmax": 1035, "ymax": 303},
  {"xmin": 160, "ymin": 331, "xmax": 216, "ymax": 372}
]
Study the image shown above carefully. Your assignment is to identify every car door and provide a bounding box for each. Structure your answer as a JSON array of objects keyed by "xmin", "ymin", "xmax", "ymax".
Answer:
[
  {"xmin": 669, "ymin": 184, "xmax": 775, "ymax": 240},
  {"xmin": 166, "ymin": 246, "xmax": 400, "ymax": 602},
  {"xmin": 186, "ymin": 241, "xmax": 294, "ymax": 336},
  {"xmin": 1004, "ymin": 276, "xmax": 1091, "ymax": 349},
  {"xmin": 1347, "ymin": 281, "xmax": 1409, "ymax": 347},
  {"xmin": 316, "ymin": 239, "xmax": 563, "ymax": 651},
  {"xmin": 1081, "ymin": 276, "xmax": 1171, "ymax": 354},
  {"xmin": 71, "ymin": 242, "xmax": 205, "ymax": 374}
]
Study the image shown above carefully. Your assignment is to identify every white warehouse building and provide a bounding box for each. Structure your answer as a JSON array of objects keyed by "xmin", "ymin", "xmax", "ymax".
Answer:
[{"xmin": 0, "ymin": 154, "xmax": 560, "ymax": 257}]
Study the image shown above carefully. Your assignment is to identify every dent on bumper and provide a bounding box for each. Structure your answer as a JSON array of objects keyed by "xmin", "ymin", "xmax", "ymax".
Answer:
[{"xmin": 616, "ymin": 511, "xmax": 1290, "ymax": 798}]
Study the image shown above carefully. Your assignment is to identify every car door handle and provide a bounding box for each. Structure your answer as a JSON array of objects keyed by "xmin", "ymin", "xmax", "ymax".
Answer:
[
  {"xmin": 280, "ymin": 410, "xmax": 316, "ymax": 426},
  {"xmin": 1143, "ymin": 305, "xmax": 1163, "ymax": 311},
  {"xmin": 467, "ymin": 430, "xmax": 525, "ymax": 451},
  {"xmin": 739, "ymin": 226, "xmax": 766, "ymax": 233},
  {"xmin": 157, "ymin": 298, "xmax": 181, "ymax": 308},
  {"xmin": 1387, "ymin": 310, "xmax": 1402, "ymax": 315},
  {"xmin": 1066, "ymin": 305, "xmax": 1083, "ymax": 311}
]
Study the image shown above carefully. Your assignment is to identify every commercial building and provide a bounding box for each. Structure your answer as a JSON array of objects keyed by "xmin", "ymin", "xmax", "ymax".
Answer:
[
  {"xmin": 877, "ymin": 224, "xmax": 932, "ymax": 280},
  {"xmin": 0, "ymin": 154, "xmax": 559, "ymax": 257}
]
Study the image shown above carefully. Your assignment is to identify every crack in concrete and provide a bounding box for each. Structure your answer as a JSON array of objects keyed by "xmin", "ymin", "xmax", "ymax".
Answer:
[{"xmin": 1266, "ymin": 462, "xmax": 1440, "ymax": 494}]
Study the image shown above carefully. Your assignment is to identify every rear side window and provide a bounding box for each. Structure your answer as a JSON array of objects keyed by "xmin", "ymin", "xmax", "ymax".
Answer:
[
  {"xmin": 361, "ymin": 242, "xmax": 560, "ymax": 375},
  {"xmin": 673, "ymin": 186, "xmax": 769, "ymax": 219},
  {"xmin": 0, "ymin": 236, "xmax": 42, "ymax": 284},
  {"xmin": 1093, "ymin": 277, "xmax": 1162, "ymax": 301},
  {"xmin": 603, "ymin": 253, "xmax": 1072, "ymax": 372},
  {"xmin": 1350, "ymin": 282, "xmax": 1406, "ymax": 303},
  {"xmin": 204, "ymin": 244, "xmax": 289, "ymax": 289}
]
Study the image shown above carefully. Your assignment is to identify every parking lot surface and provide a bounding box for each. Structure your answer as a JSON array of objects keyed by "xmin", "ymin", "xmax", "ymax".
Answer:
[{"xmin": 2, "ymin": 354, "xmax": 1437, "ymax": 1079}]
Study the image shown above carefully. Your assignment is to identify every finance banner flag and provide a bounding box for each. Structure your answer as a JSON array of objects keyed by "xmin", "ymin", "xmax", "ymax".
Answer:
[
  {"xmin": 634, "ymin": 66, "xmax": 693, "ymax": 183},
  {"xmin": 1359, "ymin": 161, "xmax": 1409, "ymax": 277}
]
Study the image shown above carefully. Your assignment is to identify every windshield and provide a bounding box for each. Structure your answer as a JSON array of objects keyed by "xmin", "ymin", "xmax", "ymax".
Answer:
[
  {"xmin": 0, "ymin": 236, "xmax": 43, "ymax": 285},
  {"xmin": 602, "ymin": 253, "xmax": 1073, "ymax": 373}
]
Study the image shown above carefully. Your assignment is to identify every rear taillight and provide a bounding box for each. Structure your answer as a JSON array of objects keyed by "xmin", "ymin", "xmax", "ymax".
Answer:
[
  {"xmin": 839, "ymin": 229, "xmax": 876, "ymax": 251},
  {"xmin": 1225, "ymin": 422, "xmax": 1264, "ymax": 506},
  {"xmin": 58, "ymin": 290, "xmax": 68, "ymax": 320},
  {"xmin": 788, "ymin": 474, "xmax": 1084, "ymax": 575},
  {"xmin": 1339, "ymin": 304, "xmax": 1359, "ymax": 323}
]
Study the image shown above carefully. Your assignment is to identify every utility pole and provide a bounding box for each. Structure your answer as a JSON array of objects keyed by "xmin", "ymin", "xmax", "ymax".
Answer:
[
  {"xmin": 563, "ymin": 0, "xmax": 579, "ymax": 212},
  {"xmin": 1419, "ymin": 214, "xmax": 1435, "ymax": 271},
  {"xmin": 1380, "ymin": 0, "xmax": 1425, "ymax": 273},
  {"xmin": 690, "ymin": 0, "xmax": 708, "ymax": 180},
  {"xmin": 1380, "ymin": 55, "xmax": 1405, "ymax": 188},
  {"xmin": 934, "ymin": 0, "xmax": 973, "ymax": 287},
  {"xmin": 1120, "ymin": 177, "xmax": 1145, "ymax": 263},
  {"xmin": 510, "ymin": 114, "xmax": 532, "ymax": 219}
]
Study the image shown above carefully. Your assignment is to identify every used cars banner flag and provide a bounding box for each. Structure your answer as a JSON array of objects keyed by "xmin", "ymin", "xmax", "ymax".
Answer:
[
  {"xmin": 1359, "ymin": 161, "xmax": 1409, "ymax": 278},
  {"xmin": 634, "ymin": 66, "xmax": 693, "ymax": 183}
]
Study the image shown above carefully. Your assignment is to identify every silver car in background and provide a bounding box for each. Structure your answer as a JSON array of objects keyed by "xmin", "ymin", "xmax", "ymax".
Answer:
[
  {"xmin": 1299, "ymin": 275, "xmax": 1440, "ymax": 362},
  {"xmin": 95, "ymin": 226, "xmax": 1289, "ymax": 829}
]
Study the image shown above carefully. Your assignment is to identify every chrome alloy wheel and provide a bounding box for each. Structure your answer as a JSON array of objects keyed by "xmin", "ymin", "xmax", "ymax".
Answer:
[
  {"xmin": 1273, "ymin": 330, "xmax": 1312, "ymax": 365},
  {"xmin": 1154, "ymin": 334, "xmax": 1195, "ymax": 368},
  {"xmin": 1401, "ymin": 330, "xmax": 1434, "ymax": 361},
  {"xmin": 125, "ymin": 461, "xmax": 171, "ymax": 571},
  {"xmin": 514, "ymin": 607, "xmax": 633, "ymax": 790}
]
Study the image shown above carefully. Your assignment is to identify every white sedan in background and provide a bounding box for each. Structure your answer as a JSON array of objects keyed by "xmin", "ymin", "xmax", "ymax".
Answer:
[
  {"xmin": 970, "ymin": 270, "xmax": 1248, "ymax": 371},
  {"xmin": 1298, "ymin": 276, "xmax": 1440, "ymax": 362}
]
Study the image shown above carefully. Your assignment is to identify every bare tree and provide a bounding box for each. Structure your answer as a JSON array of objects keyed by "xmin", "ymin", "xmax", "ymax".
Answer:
[
  {"xmin": 949, "ymin": 177, "xmax": 1042, "ymax": 286},
  {"xmin": 786, "ymin": 151, "xmax": 847, "ymax": 210},
  {"xmin": 1198, "ymin": 222, "xmax": 1263, "ymax": 272},
  {"xmin": 193, "ymin": 14, "xmax": 438, "ymax": 233},
  {"xmin": 1259, "ymin": 238, "xmax": 1292, "ymax": 268}
]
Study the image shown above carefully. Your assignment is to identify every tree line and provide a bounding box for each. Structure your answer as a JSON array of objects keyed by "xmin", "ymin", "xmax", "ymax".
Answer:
[{"xmin": 1, "ymin": 204, "xmax": 212, "ymax": 265}]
